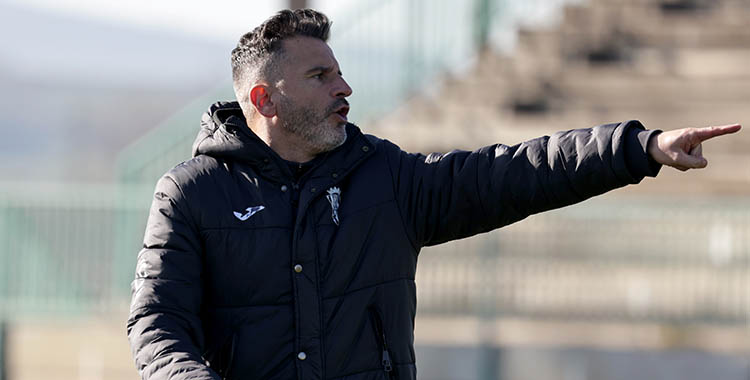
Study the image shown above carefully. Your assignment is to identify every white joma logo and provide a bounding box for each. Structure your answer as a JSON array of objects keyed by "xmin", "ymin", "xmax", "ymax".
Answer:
[{"xmin": 233, "ymin": 205, "xmax": 265, "ymax": 221}]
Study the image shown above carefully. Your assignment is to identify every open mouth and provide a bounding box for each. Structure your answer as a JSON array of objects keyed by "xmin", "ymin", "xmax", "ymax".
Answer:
[{"xmin": 333, "ymin": 105, "xmax": 349, "ymax": 120}]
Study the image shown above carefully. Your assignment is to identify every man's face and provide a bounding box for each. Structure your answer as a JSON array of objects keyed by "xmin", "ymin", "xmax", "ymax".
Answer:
[{"xmin": 272, "ymin": 36, "xmax": 353, "ymax": 155}]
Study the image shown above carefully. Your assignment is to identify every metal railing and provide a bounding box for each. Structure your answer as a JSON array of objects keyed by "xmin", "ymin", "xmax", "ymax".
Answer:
[
  {"xmin": 417, "ymin": 196, "xmax": 750, "ymax": 323},
  {"xmin": 1, "ymin": 177, "xmax": 748, "ymax": 326},
  {"xmin": 0, "ymin": 182, "xmax": 152, "ymax": 318}
]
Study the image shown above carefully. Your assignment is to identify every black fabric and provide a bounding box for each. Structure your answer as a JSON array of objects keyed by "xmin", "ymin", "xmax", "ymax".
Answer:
[
  {"xmin": 285, "ymin": 155, "xmax": 324, "ymax": 182},
  {"xmin": 127, "ymin": 101, "xmax": 661, "ymax": 380}
]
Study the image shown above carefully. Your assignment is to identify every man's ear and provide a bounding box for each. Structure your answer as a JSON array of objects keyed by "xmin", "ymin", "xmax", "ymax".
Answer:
[{"xmin": 250, "ymin": 85, "xmax": 275, "ymax": 117}]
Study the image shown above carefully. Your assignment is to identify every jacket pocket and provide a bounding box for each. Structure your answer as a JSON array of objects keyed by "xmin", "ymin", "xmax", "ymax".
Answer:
[{"xmin": 369, "ymin": 307, "xmax": 394, "ymax": 379}]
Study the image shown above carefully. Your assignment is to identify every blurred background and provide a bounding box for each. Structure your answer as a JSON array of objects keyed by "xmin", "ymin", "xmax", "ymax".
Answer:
[{"xmin": 0, "ymin": 0, "xmax": 749, "ymax": 379}]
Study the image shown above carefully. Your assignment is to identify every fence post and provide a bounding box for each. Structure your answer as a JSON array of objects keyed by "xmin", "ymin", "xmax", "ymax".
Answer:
[
  {"xmin": 404, "ymin": 0, "xmax": 425, "ymax": 94},
  {"xmin": 0, "ymin": 320, "xmax": 7, "ymax": 380},
  {"xmin": 474, "ymin": 0, "xmax": 494, "ymax": 52},
  {"xmin": 478, "ymin": 234, "xmax": 500, "ymax": 379}
]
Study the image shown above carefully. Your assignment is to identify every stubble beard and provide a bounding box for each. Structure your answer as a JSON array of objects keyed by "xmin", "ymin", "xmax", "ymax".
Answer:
[{"xmin": 278, "ymin": 97, "xmax": 347, "ymax": 155}]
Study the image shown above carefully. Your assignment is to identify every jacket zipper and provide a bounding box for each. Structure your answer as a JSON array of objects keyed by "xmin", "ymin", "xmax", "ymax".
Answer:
[
  {"xmin": 222, "ymin": 334, "xmax": 237, "ymax": 380},
  {"xmin": 369, "ymin": 307, "xmax": 393, "ymax": 376}
]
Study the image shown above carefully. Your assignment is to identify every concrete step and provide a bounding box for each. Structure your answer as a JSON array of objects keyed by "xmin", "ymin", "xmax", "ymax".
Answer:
[
  {"xmin": 414, "ymin": 316, "xmax": 750, "ymax": 354},
  {"xmin": 557, "ymin": 67, "xmax": 750, "ymax": 103},
  {"xmin": 456, "ymin": 46, "xmax": 750, "ymax": 109},
  {"xmin": 418, "ymin": 260, "xmax": 749, "ymax": 320},
  {"xmin": 564, "ymin": 1, "xmax": 750, "ymax": 46},
  {"xmin": 396, "ymin": 92, "xmax": 749, "ymax": 136}
]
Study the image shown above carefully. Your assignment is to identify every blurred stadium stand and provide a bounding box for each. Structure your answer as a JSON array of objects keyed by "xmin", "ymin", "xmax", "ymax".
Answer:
[{"xmin": 1, "ymin": 0, "xmax": 750, "ymax": 379}]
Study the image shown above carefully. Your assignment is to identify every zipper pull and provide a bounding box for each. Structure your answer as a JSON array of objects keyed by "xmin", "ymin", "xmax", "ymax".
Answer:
[{"xmin": 382, "ymin": 349, "xmax": 393, "ymax": 372}]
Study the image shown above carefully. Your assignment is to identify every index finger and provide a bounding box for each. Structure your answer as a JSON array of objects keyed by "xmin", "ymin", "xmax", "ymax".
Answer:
[{"xmin": 694, "ymin": 123, "xmax": 742, "ymax": 142}]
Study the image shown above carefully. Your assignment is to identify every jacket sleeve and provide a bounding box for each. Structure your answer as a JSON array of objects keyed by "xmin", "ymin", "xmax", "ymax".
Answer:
[
  {"xmin": 385, "ymin": 120, "xmax": 661, "ymax": 247},
  {"xmin": 127, "ymin": 174, "xmax": 220, "ymax": 380}
]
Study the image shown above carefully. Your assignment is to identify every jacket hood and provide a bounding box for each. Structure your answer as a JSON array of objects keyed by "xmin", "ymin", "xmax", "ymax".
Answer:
[{"xmin": 192, "ymin": 100, "xmax": 266, "ymax": 160}]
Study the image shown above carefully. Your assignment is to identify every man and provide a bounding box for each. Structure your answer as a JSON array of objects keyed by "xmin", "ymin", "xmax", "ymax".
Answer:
[{"xmin": 127, "ymin": 8, "xmax": 740, "ymax": 380}]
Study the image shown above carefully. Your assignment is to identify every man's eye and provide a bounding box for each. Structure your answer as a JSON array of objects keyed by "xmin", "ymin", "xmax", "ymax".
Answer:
[{"xmin": 312, "ymin": 73, "xmax": 323, "ymax": 79}]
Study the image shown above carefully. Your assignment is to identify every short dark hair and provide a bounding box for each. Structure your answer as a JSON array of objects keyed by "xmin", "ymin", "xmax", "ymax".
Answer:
[{"xmin": 231, "ymin": 9, "xmax": 332, "ymax": 111}]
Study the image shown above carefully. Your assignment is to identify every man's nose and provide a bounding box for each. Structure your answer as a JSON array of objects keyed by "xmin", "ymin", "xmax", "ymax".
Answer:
[{"xmin": 333, "ymin": 76, "xmax": 353, "ymax": 98}]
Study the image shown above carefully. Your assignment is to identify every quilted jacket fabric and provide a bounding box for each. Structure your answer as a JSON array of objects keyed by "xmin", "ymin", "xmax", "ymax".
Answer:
[{"xmin": 127, "ymin": 101, "xmax": 660, "ymax": 379}]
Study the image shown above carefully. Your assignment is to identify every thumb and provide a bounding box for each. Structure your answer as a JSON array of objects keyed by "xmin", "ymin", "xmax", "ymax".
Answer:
[
  {"xmin": 676, "ymin": 150, "xmax": 708, "ymax": 169},
  {"xmin": 689, "ymin": 143, "xmax": 703, "ymax": 159}
]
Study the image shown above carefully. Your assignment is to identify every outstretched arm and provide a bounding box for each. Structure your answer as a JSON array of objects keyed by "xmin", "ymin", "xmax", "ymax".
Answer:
[
  {"xmin": 385, "ymin": 120, "xmax": 661, "ymax": 247},
  {"xmin": 647, "ymin": 123, "xmax": 742, "ymax": 171}
]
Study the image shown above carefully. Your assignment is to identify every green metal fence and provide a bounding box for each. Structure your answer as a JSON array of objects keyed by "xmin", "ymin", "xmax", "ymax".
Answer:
[
  {"xmin": 0, "ymin": 182, "xmax": 152, "ymax": 318},
  {"xmin": 418, "ymin": 196, "xmax": 750, "ymax": 323},
  {"xmin": 1, "ymin": 177, "xmax": 748, "ymax": 325}
]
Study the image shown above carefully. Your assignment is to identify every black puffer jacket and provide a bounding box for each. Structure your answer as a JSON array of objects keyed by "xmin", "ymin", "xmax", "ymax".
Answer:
[{"xmin": 127, "ymin": 101, "xmax": 660, "ymax": 380}]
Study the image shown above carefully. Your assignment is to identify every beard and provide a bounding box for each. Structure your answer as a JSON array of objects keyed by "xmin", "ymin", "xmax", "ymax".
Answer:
[{"xmin": 277, "ymin": 95, "xmax": 348, "ymax": 155}]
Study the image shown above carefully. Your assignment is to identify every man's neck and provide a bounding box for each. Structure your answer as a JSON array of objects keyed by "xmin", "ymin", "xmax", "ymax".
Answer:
[{"xmin": 248, "ymin": 120, "xmax": 316, "ymax": 163}]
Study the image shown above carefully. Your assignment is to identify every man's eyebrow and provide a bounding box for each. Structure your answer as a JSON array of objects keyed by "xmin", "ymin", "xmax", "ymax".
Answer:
[{"xmin": 304, "ymin": 66, "xmax": 341, "ymax": 75}]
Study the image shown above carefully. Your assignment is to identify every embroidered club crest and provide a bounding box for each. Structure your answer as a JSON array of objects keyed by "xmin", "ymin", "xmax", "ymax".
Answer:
[{"xmin": 326, "ymin": 187, "xmax": 341, "ymax": 226}]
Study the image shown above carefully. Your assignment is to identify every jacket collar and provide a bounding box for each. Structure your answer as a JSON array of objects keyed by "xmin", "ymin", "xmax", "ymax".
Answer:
[{"xmin": 192, "ymin": 101, "xmax": 375, "ymax": 184}]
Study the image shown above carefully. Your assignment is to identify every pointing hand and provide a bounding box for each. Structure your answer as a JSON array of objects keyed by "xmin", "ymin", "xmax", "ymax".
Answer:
[{"xmin": 647, "ymin": 124, "xmax": 742, "ymax": 171}]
